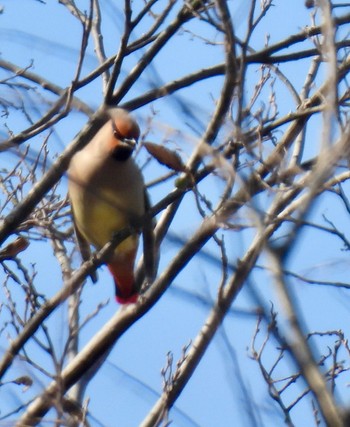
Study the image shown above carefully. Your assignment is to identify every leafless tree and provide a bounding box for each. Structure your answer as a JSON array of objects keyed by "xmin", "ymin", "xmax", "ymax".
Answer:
[{"xmin": 1, "ymin": 1, "xmax": 350, "ymax": 426}]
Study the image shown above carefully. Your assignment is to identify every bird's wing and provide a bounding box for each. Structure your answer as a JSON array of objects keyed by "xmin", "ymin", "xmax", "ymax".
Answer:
[{"xmin": 140, "ymin": 189, "xmax": 157, "ymax": 286}]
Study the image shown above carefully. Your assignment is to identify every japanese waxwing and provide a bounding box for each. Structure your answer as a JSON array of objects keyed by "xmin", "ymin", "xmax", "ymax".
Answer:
[{"xmin": 68, "ymin": 108, "xmax": 155, "ymax": 304}]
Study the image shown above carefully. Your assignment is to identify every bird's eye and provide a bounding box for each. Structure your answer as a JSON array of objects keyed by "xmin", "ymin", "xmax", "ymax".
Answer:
[{"xmin": 112, "ymin": 122, "xmax": 123, "ymax": 140}]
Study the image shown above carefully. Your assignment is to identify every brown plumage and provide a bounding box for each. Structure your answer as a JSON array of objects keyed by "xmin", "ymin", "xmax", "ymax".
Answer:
[{"xmin": 68, "ymin": 108, "xmax": 154, "ymax": 303}]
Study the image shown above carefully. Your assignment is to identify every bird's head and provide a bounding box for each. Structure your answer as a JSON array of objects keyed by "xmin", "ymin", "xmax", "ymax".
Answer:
[{"xmin": 107, "ymin": 108, "xmax": 140, "ymax": 161}]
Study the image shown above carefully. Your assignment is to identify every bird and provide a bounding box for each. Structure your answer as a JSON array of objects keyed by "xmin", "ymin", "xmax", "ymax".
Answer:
[{"xmin": 68, "ymin": 108, "xmax": 155, "ymax": 304}]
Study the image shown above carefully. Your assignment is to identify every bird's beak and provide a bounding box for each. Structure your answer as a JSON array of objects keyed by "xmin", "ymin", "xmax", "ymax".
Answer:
[
  {"xmin": 111, "ymin": 137, "xmax": 137, "ymax": 161},
  {"xmin": 120, "ymin": 137, "xmax": 137, "ymax": 150}
]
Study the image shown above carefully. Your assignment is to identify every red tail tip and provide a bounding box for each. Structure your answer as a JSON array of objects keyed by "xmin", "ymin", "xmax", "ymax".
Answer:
[{"xmin": 116, "ymin": 293, "xmax": 138, "ymax": 304}]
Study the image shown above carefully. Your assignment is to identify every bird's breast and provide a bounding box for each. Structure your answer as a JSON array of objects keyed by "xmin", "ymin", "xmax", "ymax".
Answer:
[{"xmin": 69, "ymin": 153, "xmax": 145, "ymax": 254}]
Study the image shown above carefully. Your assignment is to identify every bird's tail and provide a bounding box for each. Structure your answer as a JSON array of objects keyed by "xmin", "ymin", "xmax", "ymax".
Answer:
[{"xmin": 107, "ymin": 250, "xmax": 139, "ymax": 304}]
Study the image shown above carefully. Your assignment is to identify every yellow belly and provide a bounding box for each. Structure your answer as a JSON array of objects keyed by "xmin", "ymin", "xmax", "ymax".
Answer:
[{"xmin": 74, "ymin": 189, "xmax": 138, "ymax": 256}]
